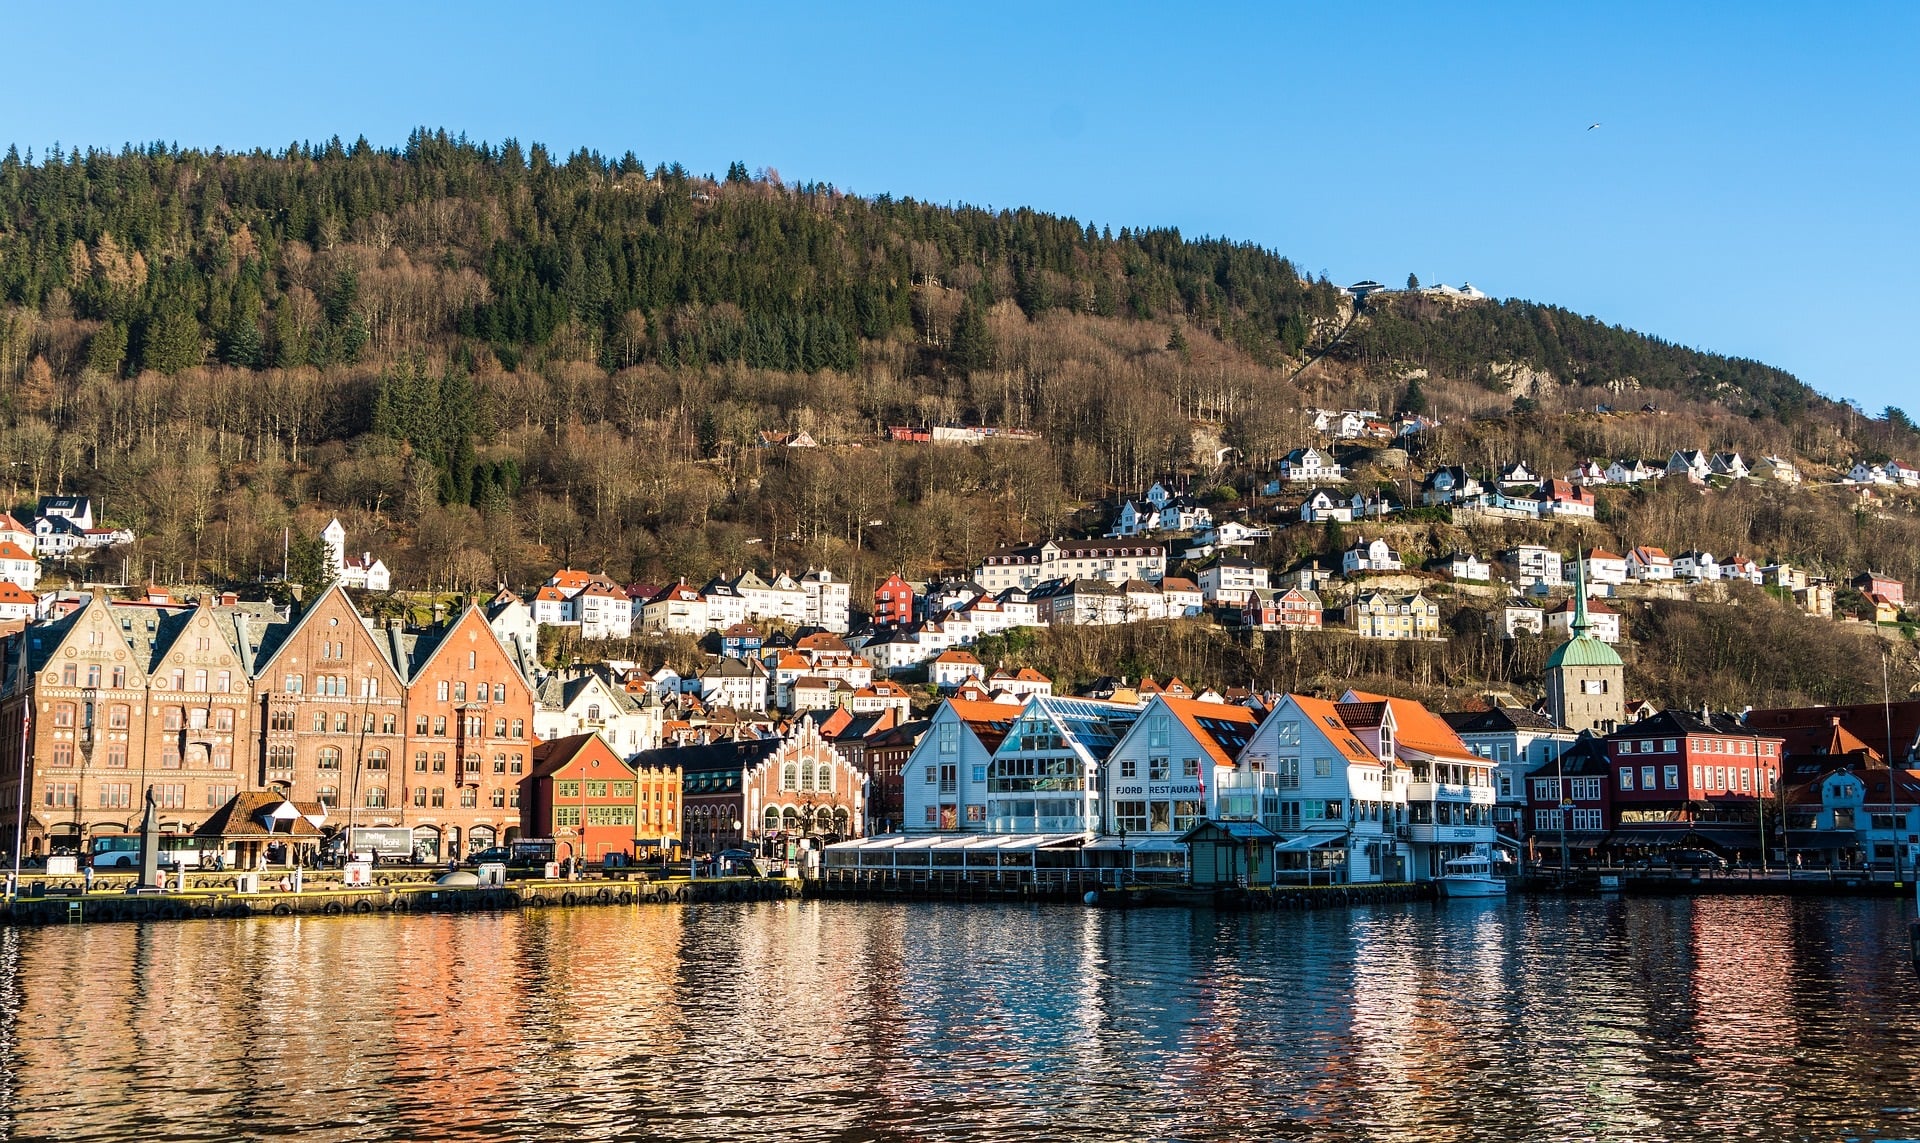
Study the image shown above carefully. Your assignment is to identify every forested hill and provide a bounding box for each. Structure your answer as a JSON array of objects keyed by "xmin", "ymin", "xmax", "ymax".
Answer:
[{"xmin": 0, "ymin": 131, "xmax": 1814, "ymax": 416}]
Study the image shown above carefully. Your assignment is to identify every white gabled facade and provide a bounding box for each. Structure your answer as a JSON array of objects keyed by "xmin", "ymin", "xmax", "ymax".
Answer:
[{"xmin": 1223, "ymin": 694, "xmax": 1408, "ymax": 883}]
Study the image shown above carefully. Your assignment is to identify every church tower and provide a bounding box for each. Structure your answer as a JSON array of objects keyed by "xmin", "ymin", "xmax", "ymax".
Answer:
[{"xmin": 1545, "ymin": 555, "xmax": 1625, "ymax": 734}]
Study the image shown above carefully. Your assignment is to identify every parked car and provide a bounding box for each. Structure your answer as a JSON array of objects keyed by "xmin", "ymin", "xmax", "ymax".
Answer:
[
  {"xmin": 1668, "ymin": 848, "xmax": 1727, "ymax": 871},
  {"xmin": 465, "ymin": 846, "xmax": 513, "ymax": 867}
]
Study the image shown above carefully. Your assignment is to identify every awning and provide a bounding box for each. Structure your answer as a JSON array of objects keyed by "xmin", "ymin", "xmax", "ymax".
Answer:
[
  {"xmin": 1531, "ymin": 832, "xmax": 1608, "ymax": 849},
  {"xmin": 1688, "ymin": 827, "xmax": 1764, "ymax": 850},
  {"xmin": 1275, "ymin": 833, "xmax": 1347, "ymax": 852},
  {"xmin": 1607, "ymin": 828, "xmax": 1693, "ymax": 847},
  {"xmin": 1780, "ymin": 830, "xmax": 1857, "ymax": 850},
  {"xmin": 1084, "ymin": 836, "xmax": 1189, "ymax": 852}
]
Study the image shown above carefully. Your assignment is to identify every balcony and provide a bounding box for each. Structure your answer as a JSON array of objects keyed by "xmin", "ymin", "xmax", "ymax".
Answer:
[
  {"xmin": 1408, "ymin": 781, "xmax": 1496, "ymax": 805},
  {"xmin": 1404, "ymin": 823, "xmax": 1497, "ymax": 845}
]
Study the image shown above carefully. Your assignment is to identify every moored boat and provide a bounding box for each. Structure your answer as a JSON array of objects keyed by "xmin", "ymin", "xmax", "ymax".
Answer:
[{"xmin": 1436, "ymin": 854, "xmax": 1508, "ymax": 898}]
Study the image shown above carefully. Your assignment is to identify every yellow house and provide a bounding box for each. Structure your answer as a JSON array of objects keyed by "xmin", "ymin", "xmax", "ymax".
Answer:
[{"xmin": 1348, "ymin": 591, "xmax": 1443, "ymax": 640}]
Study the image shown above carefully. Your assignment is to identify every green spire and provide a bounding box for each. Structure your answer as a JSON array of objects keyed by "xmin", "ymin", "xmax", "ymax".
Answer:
[
  {"xmin": 1571, "ymin": 553, "xmax": 1591, "ymax": 637},
  {"xmin": 1546, "ymin": 550, "xmax": 1622, "ymax": 669}
]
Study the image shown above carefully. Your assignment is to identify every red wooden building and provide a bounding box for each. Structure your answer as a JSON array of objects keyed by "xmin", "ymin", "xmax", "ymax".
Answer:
[
  {"xmin": 873, "ymin": 573, "xmax": 915, "ymax": 628},
  {"xmin": 522, "ymin": 734, "xmax": 640, "ymax": 863}
]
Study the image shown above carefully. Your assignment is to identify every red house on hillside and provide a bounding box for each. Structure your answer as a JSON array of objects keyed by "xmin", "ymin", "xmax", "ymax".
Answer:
[{"xmin": 873, "ymin": 573, "xmax": 914, "ymax": 628}]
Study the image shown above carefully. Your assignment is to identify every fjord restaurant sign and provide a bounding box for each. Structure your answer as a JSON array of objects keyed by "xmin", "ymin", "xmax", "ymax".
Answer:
[{"xmin": 1111, "ymin": 781, "xmax": 1205, "ymax": 799}]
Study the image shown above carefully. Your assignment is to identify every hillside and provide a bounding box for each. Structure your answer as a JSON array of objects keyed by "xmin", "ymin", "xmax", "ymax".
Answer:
[{"xmin": 1, "ymin": 130, "xmax": 1917, "ymax": 706}]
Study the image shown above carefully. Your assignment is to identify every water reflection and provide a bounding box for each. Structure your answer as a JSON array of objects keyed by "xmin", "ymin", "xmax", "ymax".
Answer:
[{"xmin": 1, "ymin": 896, "xmax": 1917, "ymax": 1142}]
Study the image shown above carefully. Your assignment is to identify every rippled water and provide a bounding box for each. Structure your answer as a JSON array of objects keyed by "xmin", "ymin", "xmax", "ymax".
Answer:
[{"xmin": 1, "ymin": 895, "xmax": 1916, "ymax": 1142}]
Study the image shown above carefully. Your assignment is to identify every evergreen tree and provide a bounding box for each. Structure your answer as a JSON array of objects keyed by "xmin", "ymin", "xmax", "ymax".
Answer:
[
  {"xmin": 141, "ymin": 309, "xmax": 205, "ymax": 375},
  {"xmin": 86, "ymin": 321, "xmax": 127, "ymax": 376},
  {"xmin": 1399, "ymin": 377, "xmax": 1428, "ymax": 416},
  {"xmin": 952, "ymin": 302, "xmax": 994, "ymax": 372}
]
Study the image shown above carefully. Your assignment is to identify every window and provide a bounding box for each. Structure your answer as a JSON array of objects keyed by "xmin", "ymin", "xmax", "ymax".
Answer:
[
  {"xmin": 491, "ymin": 788, "xmax": 507, "ymax": 808},
  {"xmin": 161, "ymin": 744, "xmax": 180, "ymax": 770},
  {"xmin": 432, "ymin": 752, "xmax": 447, "ymax": 773},
  {"xmin": 51, "ymin": 743, "xmax": 72, "ymax": 767},
  {"xmin": 366, "ymin": 787, "xmax": 387, "ymax": 808},
  {"xmin": 44, "ymin": 782, "xmax": 76, "ymax": 808},
  {"xmin": 211, "ymin": 746, "xmax": 231, "ymax": 770},
  {"xmin": 1640, "ymin": 766, "xmax": 1656, "ymax": 790},
  {"xmin": 413, "ymin": 787, "xmax": 428, "ymax": 807},
  {"xmin": 454, "ymin": 682, "xmax": 467, "ymax": 703},
  {"xmin": 214, "ymin": 708, "xmax": 234, "ymax": 732},
  {"xmin": 433, "ymin": 717, "xmax": 447, "ymax": 736},
  {"xmin": 1182, "ymin": 757, "xmax": 1200, "ymax": 779},
  {"xmin": 285, "ymin": 674, "xmax": 302, "ymax": 694},
  {"xmin": 493, "ymin": 753, "xmax": 506, "ymax": 774},
  {"xmin": 414, "ymin": 751, "xmax": 428, "ymax": 772},
  {"xmin": 99, "ymin": 782, "xmax": 131, "ymax": 809},
  {"xmin": 381, "ymin": 714, "xmax": 396, "ymax": 735},
  {"xmin": 938, "ymin": 722, "xmax": 959, "ymax": 754},
  {"xmin": 782, "ymin": 764, "xmax": 798, "ymax": 791},
  {"xmin": 437, "ymin": 681, "xmax": 450, "ymax": 702},
  {"xmin": 317, "ymin": 747, "xmax": 342, "ymax": 771},
  {"xmin": 108, "ymin": 704, "xmax": 129, "ymax": 729},
  {"xmin": 493, "ymin": 684, "xmax": 506, "ymax": 703},
  {"xmin": 155, "ymin": 784, "xmax": 185, "ymax": 809},
  {"xmin": 511, "ymin": 720, "xmax": 524, "ymax": 739},
  {"xmin": 111, "ymin": 666, "xmax": 126, "ymax": 688},
  {"xmin": 1619, "ymin": 768, "xmax": 1635, "ymax": 791},
  {"xmin": 1664, "ymin": 765, "xmax": 1679, "ymax": 790},
  {"xmin": 415, "ymin": 716, "xmax": 429, "ymax": 735},
  {"xmin": 1314, "ymin": 758, "xmax": 1332, "ymax": 778},
  {"xmin": 460, "ymin": 788, "xmax": 477, "ymax": 808},
  {"xmin": 1572, "ymin": 809, "xmax": 1604, "ymax": 831},
  {"xmin": 268, "ymin": 745, "xmax": 295, "ymax": 771},
  {"xmin": 52, "ymin": 703, "xmax": 74, "ymax": 728},
  {"xmin": 311, "ymin": 712, "xmax": 326, "ymax": 732},
  {"xmin": 511, "ymin": 754, "xmax": 524, "ymax": 774},
  {"xmin": 207, "ymin": 784, "xmax": 236, "ymax": 808},
  {"xmin": 464, "ymin": 755, "xmax": 480, "ymax": 775},
  {"xmin": 334, "ymin": 712, "xmax": 350, "ymax": 733},
  {"xmin": 508, "ymin": 787, "xmax": 520, "ymax": 808},
  {"xmin": 366, "ymin": 748, "xmax": 388, "ymax": 771}
]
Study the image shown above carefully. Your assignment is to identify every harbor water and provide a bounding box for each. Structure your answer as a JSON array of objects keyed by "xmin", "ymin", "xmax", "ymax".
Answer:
[{"xmin": 1, "ymin": 895, "xmax": 1916, "ymax": 1141}]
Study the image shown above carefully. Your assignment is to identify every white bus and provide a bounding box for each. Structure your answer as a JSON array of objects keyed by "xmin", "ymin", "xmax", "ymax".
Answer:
[{"xmin": 89, "ymin": 835, "xmax": 234, "ymax": 871}]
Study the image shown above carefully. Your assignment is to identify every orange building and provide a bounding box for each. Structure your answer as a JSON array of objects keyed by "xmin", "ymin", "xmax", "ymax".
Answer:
[{"xmin": 396, "ymin": 603, "xmax": 537, "ymax": 859}]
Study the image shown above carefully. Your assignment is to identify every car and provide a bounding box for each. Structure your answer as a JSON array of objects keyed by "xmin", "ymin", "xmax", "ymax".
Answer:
[
  {"xmin": 465, "ymin": 846, "xmax": 513, "ymax": 867},
  {"xmin": 1667, "ymin": 848, "xmax": 1727, "ymax": 871}
]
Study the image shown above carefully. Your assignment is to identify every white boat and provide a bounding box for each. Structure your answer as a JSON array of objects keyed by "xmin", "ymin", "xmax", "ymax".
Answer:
[{"xmin": 1435, "ymin": 854, "xmax": 1508, "ymax": 898}]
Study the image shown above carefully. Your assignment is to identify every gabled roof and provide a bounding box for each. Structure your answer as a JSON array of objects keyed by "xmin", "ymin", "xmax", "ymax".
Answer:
[
  {"xmin": 1343, "ymin": 690, "xmax": 1480, "ymax": 763},
  {"xmin": 1285, "ymin": 695, "xmax": 1380, "ymax": 767},
  {"xmin": 531, "ymin": 733, "xmax": 637, "ymax": 780},
  {"xmin": 943, "ymin": 698, "xmax": 1023, "ymax": 753},
  {"xmin": 1444, "ymin": 706, "xmax": 1565, "ymax": 735},
  {"xmin": 1158, "ymin": 696, "xmax": 1259, "ymax": 768}
]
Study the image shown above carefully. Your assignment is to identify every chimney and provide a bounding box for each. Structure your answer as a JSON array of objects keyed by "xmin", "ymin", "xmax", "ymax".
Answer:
[{"xmin": 220, "ymin": 591, "xmax": 238, "ymax": 606}]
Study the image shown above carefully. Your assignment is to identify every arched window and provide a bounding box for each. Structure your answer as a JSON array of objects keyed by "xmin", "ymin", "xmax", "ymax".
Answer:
[
  {"xmin": 366, "ymin": 748, "xmax": 389, "ymax": 771},
  {"xmin": 817, "ymin": 764, "xmax": 833, "ymax": 792},
  {"xmin": 800, "ymin": 765, "xmax": 815, "ymax": 792},
  {"xmin": 316, "ymin": 747, "xmax": 342, "ymax": 771},
  {"xmin": 365, "ymin": 787, "xmax": 387, "ymax": 808},
  {"xmin": 781, "ymin": 807, "xmax": 800, "ymax": 831},
  {"xmin": 52, "ymin": 704, "xmax": 74, "ymax": 728},
  {"xmin": 318, "ymin": 786, "xmax": 338, "ymax": 806},
  {"xmin": 764, "ymin": 806, "xmax": 781, "ymax": 831},
  {"xmin": 782, "ymin": 764, "xmax": 798, "ymax": 791}
]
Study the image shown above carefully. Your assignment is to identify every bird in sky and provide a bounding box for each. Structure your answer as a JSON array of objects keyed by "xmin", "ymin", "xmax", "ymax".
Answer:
[{"xmin": 1587, "ymin": 122, "xmax": 1601, "ymax": 130}]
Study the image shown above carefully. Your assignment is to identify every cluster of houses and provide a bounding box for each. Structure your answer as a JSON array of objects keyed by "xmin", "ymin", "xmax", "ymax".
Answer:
[
  {"xmin": 0, "ymin": 497, "xmax": 139, "ymax": 594},
  {"xmin": 6, "ymin": 562, "xmax": 1916, "ymax": 884},
  {"xmin": 835, "ymin": 589, "xmax": 1920, "ymax": 883}
]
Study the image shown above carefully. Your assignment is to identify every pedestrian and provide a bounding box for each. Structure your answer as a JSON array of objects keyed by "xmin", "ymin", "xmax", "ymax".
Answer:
[{"xmin": 84, "ymin": 864, "xmax": 95, "ymax": 893}]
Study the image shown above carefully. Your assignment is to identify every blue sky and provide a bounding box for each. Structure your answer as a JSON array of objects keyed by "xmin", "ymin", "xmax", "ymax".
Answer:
[{"xmin": 4, "ymin": 3, "xmax": 1915, "ymax": 412}]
